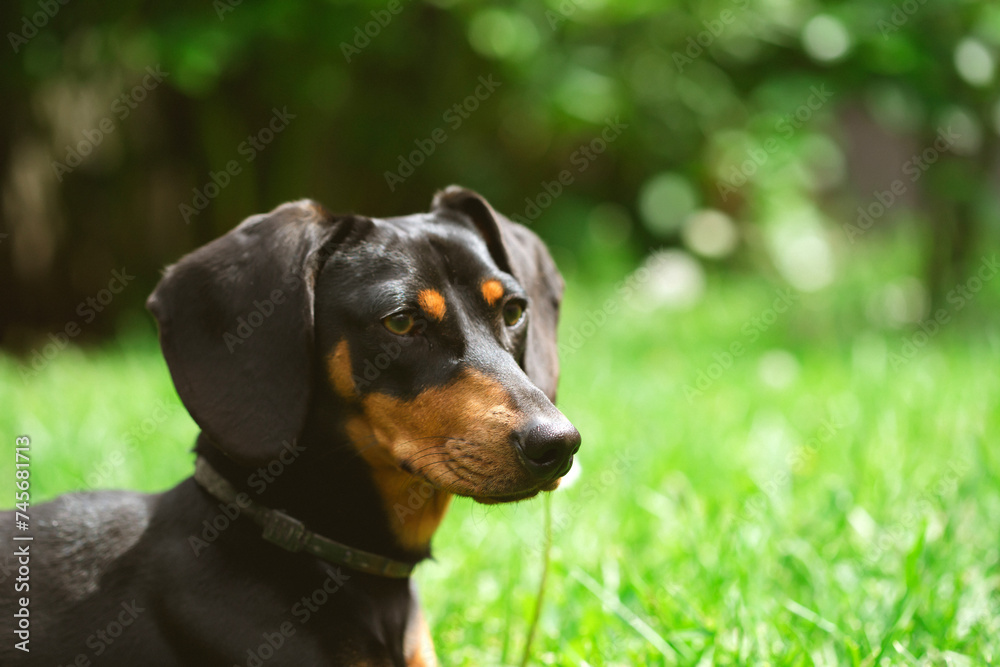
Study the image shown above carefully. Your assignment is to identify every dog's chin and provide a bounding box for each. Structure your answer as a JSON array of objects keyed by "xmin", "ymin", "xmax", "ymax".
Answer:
[
  {"xmin": 471, "ymin": 489, "xmax": 539, "ymax": 505},
  {"xmin": 469, "ymin": 477, "xmax": 563, "ymax": 505},
  {"xmin": 412, "ymin": 460, "xmax": 567, "ymax": 505}
]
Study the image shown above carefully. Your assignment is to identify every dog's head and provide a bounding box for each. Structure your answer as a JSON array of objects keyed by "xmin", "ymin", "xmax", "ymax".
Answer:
[{"xmin": 148, "ymin": 187, "xmax": 580, "ymax": 505}]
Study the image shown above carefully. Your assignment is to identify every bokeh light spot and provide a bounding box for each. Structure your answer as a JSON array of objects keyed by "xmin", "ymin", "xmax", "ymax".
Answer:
[
  {"xmin": 758, "ymin": 350, "xmax": 800, "ymax": 390},
  {"xmin": 682, "ymin": 209, "xmax": 739, "ymax": 258},
  {"xmin": 468, "ymin": 9, "xmax": 539, "ymax": 61},
  {"xmin": 954, "ymin": 38, "xmax": 994, "ymax": 87},
  {"xmin": 633, "ymin": 250, "xmax": 705, "ymax": 311},
  {"xmin": 638, "ymin": 173, "xmax": 698, "ymax": 237},
  {"xmin": 802, "ymin": 14, "xmax": 850, "ymax": 63}
]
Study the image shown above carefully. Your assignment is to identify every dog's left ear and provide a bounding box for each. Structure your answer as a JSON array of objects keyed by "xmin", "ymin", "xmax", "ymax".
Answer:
[
  {"xmin": 147, "ymin": 200, "xmax": 349, "ymax": 466},
  {"xmin": 432, "ymin": 186, "xmax": 565, "ymax": 401}
]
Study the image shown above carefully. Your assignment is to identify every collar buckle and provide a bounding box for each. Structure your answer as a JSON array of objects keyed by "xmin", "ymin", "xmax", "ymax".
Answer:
[{"xmin": 261, "ymin": 509, "xmax": 308, "ymax": 552}]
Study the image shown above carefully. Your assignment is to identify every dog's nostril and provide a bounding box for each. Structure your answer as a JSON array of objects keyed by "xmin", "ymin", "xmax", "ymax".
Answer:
[
  {"xmin": 527, "ymin": 443, "xmax": 560, "ymax": 467},
  {"xmin": 513, "ymin": 420, "xmax": 581, "ymax": 479}
]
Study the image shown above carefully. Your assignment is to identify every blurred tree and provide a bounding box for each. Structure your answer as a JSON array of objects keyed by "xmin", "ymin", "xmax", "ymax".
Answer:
[{"xmin": 1, "ymin": 0, "xmax": 998, "ymax": 346}]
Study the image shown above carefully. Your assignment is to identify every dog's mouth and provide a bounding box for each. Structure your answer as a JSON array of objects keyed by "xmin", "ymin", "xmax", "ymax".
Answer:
[
  {"xmin": 468, "ymin": 475, "xmax": 563, "ymax": 505},
  {"xmin": 392, "ymin": 434, "xmax": 571, "ymax": 504},
  {"xmin": 472, "ymin": 489, "xmax": 540, "ymax": 504},
  {"xmin": 411, "ymin": 472, "xmax": 559, "ymax": 505},
  {"xmin": 406, "ymin": 464, "xmax": 564, "ymax": 505}
]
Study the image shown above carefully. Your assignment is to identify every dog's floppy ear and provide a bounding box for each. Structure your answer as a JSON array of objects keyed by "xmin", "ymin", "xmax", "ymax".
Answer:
[
  {"xmin": 431, "ymin": 186, "xmax": 565, "ymax": 401},
  {"xmin": 147, "ymin": 200, "xmax": 346, "ymax": 466}
]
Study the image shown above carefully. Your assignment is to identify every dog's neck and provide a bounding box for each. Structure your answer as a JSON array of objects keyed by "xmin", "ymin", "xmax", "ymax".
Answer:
[{"xmin": 193, "ymin": 394, "xmax": 450, "ymax": 566}]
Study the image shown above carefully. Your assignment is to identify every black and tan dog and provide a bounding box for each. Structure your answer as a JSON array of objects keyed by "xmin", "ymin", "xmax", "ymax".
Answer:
[{"xmin": 0, "ymin": 187, "xmax": 580, "ymax": 666}]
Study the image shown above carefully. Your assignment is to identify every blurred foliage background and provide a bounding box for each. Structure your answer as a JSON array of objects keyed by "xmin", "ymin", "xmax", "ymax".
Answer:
[
  {"xmin": 4, "ymin": 1, "xmax": 1000, "ymax": 663},
  {"xmin": 2, "ymin": 0, "xmax": 999, "ymax": 345}
]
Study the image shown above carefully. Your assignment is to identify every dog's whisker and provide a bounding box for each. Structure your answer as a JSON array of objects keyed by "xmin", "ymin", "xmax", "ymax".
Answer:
[
  {"xmin": 403, "ymin": 447, "xmax": 449, "ymax": 467},
  {"xmin": 412, "ymin": 458, "xmax": 458, "ymax": 473},
  {"xmin": 444, "ymin": 460, "xmax": 479, "ymax": 488}
]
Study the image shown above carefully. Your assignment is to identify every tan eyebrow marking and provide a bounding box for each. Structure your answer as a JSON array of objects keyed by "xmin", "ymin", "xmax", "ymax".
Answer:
[
  {"xmin": 481, "ymin": 279, "xmax": 504, "ymax": 307},
  {"xmin": 418, "ymin": 289, "xmax": 447, "ymax": 321}
]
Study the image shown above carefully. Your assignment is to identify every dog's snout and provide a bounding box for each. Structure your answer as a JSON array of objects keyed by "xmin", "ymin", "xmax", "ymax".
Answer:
[{"xmin": 512, "ymin": 418, "xmax": 581, "ymax": 480}]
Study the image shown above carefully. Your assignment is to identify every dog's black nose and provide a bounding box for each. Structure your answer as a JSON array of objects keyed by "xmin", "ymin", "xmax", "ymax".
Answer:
[{"xmin": 512, "ymin": 418, "xmax": 581, "ymax": 480}]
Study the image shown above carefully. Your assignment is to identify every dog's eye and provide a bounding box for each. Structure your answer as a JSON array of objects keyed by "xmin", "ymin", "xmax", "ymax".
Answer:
[
  {"xmin": 383, "ymin": 312, "xmax": 415, "ymax": 335},
  {"xmin": 502, "ymin": 300, "xmax": 525, "ymax": 327}
]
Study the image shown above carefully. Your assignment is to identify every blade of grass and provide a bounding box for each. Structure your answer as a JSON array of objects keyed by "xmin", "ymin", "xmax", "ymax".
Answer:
[{"xmin": 519, "ymin": 492, "xmax": 552, "ymax": 667}]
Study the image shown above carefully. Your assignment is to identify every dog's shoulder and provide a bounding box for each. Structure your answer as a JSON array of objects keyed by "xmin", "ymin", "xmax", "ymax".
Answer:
[{"xmin": 1, "ymin": 491, "xmax": 154, "ymax": 605}]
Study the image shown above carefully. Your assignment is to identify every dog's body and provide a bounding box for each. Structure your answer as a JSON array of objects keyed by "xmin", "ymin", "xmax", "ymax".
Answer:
[
  {"xmin": 1, "ymin": 188, "xmax": 579, "ymax": 666},
  {"xmin": 14, "ymin": 478, "xmax": 427, "ymax": 665}
]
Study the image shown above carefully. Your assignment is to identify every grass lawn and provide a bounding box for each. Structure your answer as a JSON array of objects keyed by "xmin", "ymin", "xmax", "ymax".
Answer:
[{"xmin": 2, "ymin": 238, "xmax": 998, "ymax": 665}]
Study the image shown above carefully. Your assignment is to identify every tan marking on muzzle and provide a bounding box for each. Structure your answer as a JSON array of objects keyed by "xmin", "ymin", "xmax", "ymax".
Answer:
[{"xmin": 345, "ymin": 368, "xmax": 531, "ymax": 549}]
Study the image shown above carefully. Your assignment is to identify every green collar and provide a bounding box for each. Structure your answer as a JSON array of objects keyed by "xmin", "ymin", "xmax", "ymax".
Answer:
[{"xmin": 193, "ymin": 457, "xmax": 416, "ymax": 578}]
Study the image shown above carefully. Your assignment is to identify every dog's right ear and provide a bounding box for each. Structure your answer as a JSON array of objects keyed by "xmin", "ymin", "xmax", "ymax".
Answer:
[{"xmin": 147, "ymin": 201, "xmax": 355, "ymax": 466}]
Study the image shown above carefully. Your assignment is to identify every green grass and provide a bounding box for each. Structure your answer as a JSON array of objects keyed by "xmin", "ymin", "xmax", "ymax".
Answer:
[{"xmin": 3, "ymin": 240, "xmax": 999, "ymax": 665}]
